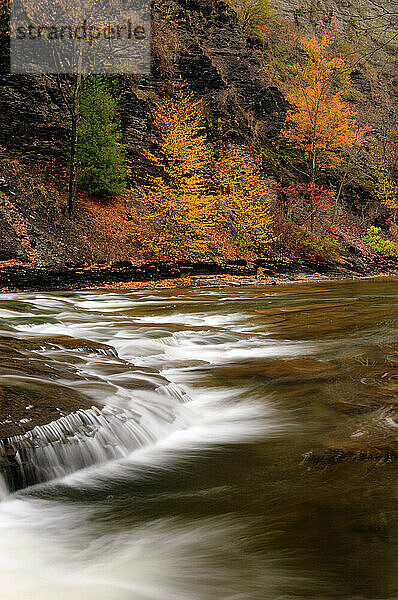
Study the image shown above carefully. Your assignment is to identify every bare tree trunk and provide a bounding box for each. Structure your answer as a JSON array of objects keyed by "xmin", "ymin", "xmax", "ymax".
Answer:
[
  {"xmin": 309, "ymin": 95, "xmax": 321, "ymax": 234},
  {"xmin": 310, "ymin": 142, "xmax": 317, "ymax": 232},
  {"xmin": 68, "ymin": 72, "xmax": 82, "ymax": 219},
  {"xmin": 333, "ymin": 165, "xmax": 349, "ymax": 223}
]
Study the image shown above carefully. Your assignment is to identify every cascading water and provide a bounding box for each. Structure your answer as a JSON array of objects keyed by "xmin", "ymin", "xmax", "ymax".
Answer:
[
  {"xmin": 0, "ymin": 291, "xmax": 288, "ymax": 497},
  {"xmin": 0, "ymin": 289, "xmax": 293, "ymax": 598},
  {"xmin": 0, "ymin": 403, "xmax": 176, "ymax": 493}
]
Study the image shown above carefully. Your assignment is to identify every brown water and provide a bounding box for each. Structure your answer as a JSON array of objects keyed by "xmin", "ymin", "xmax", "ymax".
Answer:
[{"xmin": 0, "ymin": 279, "xmax": 398, "ymax": 599}]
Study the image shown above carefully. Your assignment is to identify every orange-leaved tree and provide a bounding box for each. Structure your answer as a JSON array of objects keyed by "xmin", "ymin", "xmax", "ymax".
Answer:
[
  {"xmin": 142, "ymin": 94, "xmax": 218, "ymax": 257},
  {"xmin": 215, "ymin": 147, "xmax": 274, "ymax": 253},
  {"xmin": 281, "ymin": 25, "xmax": 368, "ymax": 230},
  {"xmin": 283, "ymin": 27, "xmax": 367, "ymax": 182}
]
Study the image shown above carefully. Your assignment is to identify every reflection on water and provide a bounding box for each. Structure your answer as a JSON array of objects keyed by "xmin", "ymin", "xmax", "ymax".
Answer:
[{"xmin": 0, "ymin": 280, "xmax": 398, "ymax": 598}]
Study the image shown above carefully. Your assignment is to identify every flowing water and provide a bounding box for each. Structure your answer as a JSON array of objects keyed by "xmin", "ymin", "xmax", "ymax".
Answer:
[{"xmin": 0, "ymin": 280, "xmax": 398, "ymax": 599}]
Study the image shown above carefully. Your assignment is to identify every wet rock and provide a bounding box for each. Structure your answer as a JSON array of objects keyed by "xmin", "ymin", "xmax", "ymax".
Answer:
[
  {"xmin": 0, "ymin": 335, "xmax": 114, "ymax": 352},
  {"xmin": 0, "ymin": 261, "xmax": 260, "ymax": 291},
  {"xmin": 0, "ymin": 381, "xmax": 94, "ymax": 439},
  {"xmin": 39, "ymin": 336, "xmax": 118, "ymax": 356},
  {"xmin": 0, "ymin": 356, "xmax": 62, "ymax": 380},
  {"xmin": 0, "ymin": 404, "xmax": 161, "ymax": 493},
  {"xmin": 0, "ymin": 335, "xmax": 116, "ymax": 440},
  {"xmin": 309, "ymin": 408, "xmax": 398, "ymax": 463}
]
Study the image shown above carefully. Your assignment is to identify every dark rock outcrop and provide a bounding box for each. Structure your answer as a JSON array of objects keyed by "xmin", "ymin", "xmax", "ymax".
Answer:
[{"xmin": 0, "ymin": 0, "xmax": 288, "ymax": 179}]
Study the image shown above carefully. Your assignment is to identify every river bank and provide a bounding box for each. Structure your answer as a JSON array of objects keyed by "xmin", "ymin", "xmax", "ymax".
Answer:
[{"xmin": 0, "ymin": 254, "xmax": 398, "ymax": 292}]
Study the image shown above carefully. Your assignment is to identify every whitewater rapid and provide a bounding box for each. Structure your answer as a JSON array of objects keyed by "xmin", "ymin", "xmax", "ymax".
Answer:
[{"xmin": 0, "ymin": 289, "xmax": 293, "ymax": 599}]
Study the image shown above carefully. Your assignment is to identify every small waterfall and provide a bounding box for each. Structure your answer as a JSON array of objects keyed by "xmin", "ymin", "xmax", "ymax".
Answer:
[
  {"xmin": 0, "ymin": 404, "xmax": 172, "ymax": 494},
  {"xmin": 0, "ymin": 472, "xmax": 8, "ymax": 501}
]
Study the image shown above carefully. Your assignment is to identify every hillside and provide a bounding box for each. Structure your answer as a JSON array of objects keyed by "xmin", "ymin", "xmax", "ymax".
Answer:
[{"xmin": 1, "ymin": 0, "xmax": 398, "ymax": 287}]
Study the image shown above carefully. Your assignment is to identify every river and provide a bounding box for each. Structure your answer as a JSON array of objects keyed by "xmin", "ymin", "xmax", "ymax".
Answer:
[{"xmin": 0, "ymin": 279, "xmax": 398, "ymax": 599}]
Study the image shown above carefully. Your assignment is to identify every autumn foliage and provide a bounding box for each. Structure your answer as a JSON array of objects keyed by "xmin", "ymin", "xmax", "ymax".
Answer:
[
  {"xmin": 215, "ymin": 147, "xmax": 274, "ymax": 251},
  {"xmin": 277, "ymin": 183, "xmax": 335, "ymax": 234},
  {"xmin": 280, "ymin": 221, "xmax": 342, "ymax": 262},
  {"xmin": 141, "ymin": 95, "xmax": 274, "ymax": 258},
  {"xmin": 364, "ymin": 226, "xmax": 396, "ymax": 256},
  {"xmin": 141, "ymin": 94, "xmax": 217, "ymax": 257},
  {"xmin": 227, "ymin": 0, "xmax": 275, "ymax": 40},
  {"xmin": 368, "ymin": 140, "xmax": 398, "ymax": 216},
  {"xmin": 283, "ymin": 27, "xmax": 367, "ymax": 180}
]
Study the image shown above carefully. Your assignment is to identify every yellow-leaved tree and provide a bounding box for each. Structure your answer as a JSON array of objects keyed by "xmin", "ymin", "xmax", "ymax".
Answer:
[
  {"xmin": 142, "ymin": 94, "xmax": 217, "ymax": 257},
  {"xmin": 142, "ymin": 96, "xmax": 274, "ymax": 258},
  {"xmin": 215, "ymin": 147, "xmax": 274, "ymax": 252}
]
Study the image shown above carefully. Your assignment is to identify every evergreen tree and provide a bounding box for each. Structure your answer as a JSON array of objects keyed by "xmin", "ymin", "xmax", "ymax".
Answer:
[{"xmin": 77, "ymin": 76, "xmax": 126, "ymax": 197}]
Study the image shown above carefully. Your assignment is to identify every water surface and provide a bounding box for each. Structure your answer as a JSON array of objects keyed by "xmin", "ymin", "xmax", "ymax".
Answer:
[{"xmin": 0, "ymin": 280, "xmax": 398, "ymax": 599}]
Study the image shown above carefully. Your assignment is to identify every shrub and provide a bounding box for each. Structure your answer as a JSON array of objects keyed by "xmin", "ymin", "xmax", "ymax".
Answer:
[
  {"xmin": 277, "ymin": 183, "xmax": 335, "ymax": 234},
  {"xmin": 259, "ymin": 44, "xmax": 297, "ymax": 88},
  {"xmin": 281, "ymin": 222, "xmax": 341, "ymax": 262},
  {"xmin": 227, "ymin": 0, "xmax": 275, "ymax": 40},
  {"xmin": 77, "ymin": 76, "xmax": 127, "ymax": 197},
  {"xmin": 364, "ymin": 226, "xmax": 396, "ymax": 256},
  {"xmin": 296, "ymin": 228, "xmax": 341, "ymax": 261}
]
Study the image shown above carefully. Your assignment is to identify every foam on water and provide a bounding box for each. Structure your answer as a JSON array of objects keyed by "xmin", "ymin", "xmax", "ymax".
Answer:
[
  {"xmin": 0, "ymin": 290, "xmax": 297, "ymax": 599},
  {"xmin": 0, "ymin": 291, "xmax": 296, "ymax": 494},
  {"xmin": 0, "ymin": 402, "xmax": 183, "ymax": 493},
  {"xmin": 58, "ymin": 386, "xmax": 282, "ymax": 491}
]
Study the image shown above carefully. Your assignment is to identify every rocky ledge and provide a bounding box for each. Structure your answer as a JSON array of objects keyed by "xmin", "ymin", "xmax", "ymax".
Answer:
[
  {"xmin": 0, "ymin": 255, "xmax": 397, "ymax": 292},
  {"xmin": 0, "ymin": 334, "xmax": 167, "ymax": 494},
  {"xmin": 0, "ymin": 335, "xmax": 118, "ymax": 440}
]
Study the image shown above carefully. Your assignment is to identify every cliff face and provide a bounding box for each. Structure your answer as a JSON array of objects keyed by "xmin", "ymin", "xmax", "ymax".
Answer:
[
  {"xmin": 1, "ymin": 0, "xmax": 395, "ymax": 161},
  {"xmin": 0, "ymin": 0, "xmax": 397, "ymax": 270},
  {"xmin": 0, "ymin": 0, "xmax": 291, "ymax": 268},
  {"xmin": 0, "ymin": 0, "xmax": 288, "ymax": 173},
  {"xmin": 1, "ymin": 0, "xmax": 396, "ymax": 162}
]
